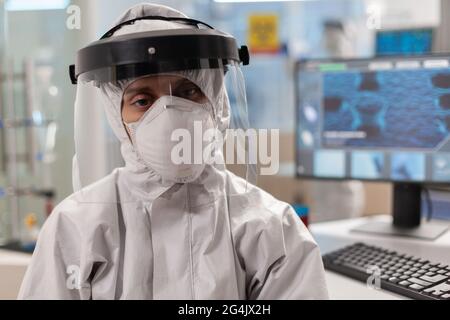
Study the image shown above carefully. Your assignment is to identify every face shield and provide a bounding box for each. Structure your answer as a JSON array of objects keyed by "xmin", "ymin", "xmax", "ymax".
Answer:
[{"xmin": 70, "ymin": 16, "xmax": 255, "ymax": 203}]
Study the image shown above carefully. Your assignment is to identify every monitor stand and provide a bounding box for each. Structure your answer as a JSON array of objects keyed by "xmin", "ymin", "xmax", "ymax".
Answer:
[{"xmin": 351, "ymin": 183, "xmax": 449, "ymax": 241}]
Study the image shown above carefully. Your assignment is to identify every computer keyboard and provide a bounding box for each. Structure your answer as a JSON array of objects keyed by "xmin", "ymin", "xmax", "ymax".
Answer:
[{"xmin": 322, "ymin": 242, "xmax": 450, "ymax": 300}]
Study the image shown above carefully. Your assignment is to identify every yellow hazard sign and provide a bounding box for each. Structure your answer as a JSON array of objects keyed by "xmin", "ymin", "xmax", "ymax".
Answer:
[{"xmin": 248, "ymin": 14, "xmax": 280, "ymax": 53}]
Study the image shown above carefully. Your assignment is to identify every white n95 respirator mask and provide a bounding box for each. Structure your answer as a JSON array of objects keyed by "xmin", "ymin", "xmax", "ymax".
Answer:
[{"xmin": 124, "ymin": 95, "xmax": 216, "ymax": 183}]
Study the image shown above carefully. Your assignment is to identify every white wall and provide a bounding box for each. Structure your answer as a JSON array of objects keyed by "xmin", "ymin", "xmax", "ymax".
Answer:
[{"xmin": 365, "ymin": 0, "xmax": 441, "ymax": 30}]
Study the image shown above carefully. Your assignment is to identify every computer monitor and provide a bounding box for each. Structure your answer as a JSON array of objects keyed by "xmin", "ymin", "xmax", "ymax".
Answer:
[
  {"xmin": 295, "ymin": 55, "xmax": 450, "ymax": 239},
  {"xmin": 376, "ymin": 29, "xmax": 433, "ymax": 56}
]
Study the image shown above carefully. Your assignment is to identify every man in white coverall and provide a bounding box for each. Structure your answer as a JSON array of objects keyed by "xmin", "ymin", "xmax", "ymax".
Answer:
[{"xmin": 18, "ymin": 3, "xmax": 329, "ymax": 300}]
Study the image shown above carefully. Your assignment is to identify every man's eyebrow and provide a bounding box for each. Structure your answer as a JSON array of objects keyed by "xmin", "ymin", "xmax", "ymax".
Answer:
[
  {"xmin": 123, "ymin": 86, "xmax": 155, "ymax": 98},
  {"xmin": 123, "ymin": 78, "xmax": 191, "ymax": 98},
  {"xmin": 173, "ymin": 78, "xmax": 196, "ymax": 88}
]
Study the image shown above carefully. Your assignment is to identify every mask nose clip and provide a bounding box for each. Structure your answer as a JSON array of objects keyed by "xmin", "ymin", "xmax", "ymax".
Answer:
[{"xmin": 164, "ymin": 101, "xmax": 198, "ymax": 112}]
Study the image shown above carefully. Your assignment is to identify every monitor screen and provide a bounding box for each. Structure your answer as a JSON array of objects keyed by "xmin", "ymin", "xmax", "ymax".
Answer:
[
  {"xmin": 295, "ymin": 55, "xmax": 450, "ymax": 183},
  {"xmin": 376, "ymin": 29, "xmax": 433, "ymax": 56}
]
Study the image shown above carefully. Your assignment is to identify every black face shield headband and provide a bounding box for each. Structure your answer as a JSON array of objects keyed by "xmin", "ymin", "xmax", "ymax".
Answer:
[{"xmin": 69, "ymin": 16, "xmax": 250, "ymax": 85}]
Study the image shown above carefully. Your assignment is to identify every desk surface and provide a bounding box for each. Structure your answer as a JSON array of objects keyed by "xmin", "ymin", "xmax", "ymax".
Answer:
[
  {"xmin": 0, "ymin": 249, "xmax": 31, "ymax": 265},
  {"xmin": 310, "ymin": 215, "xmax": 450, "ymax": 300},
  {"xmin": 0, "ymin": 249, "xmax": 31, "ymax": 299}
]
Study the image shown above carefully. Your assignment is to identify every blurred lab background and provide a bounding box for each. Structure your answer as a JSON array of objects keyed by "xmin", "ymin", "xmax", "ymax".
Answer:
[{"xmin": 0, "ymin": 0, "xmax": 450, "ymax": 297}]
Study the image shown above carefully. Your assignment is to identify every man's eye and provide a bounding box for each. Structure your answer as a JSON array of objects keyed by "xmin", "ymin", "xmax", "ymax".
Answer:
[
  {"xmin": 178, "ymin": 87, "xmax": 204, "ymax": 100},
  {"xmin": 132, "ymin": 99, "xmax": 151, "ymax": 108},
  {"xmin": 184, "ymin": 88, "xmax": 198, "ymax": 96}
]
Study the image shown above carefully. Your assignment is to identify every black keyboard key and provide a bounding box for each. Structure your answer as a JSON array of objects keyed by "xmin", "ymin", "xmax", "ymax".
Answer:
[
  {"xmin": 420, "ymin": 274, "xmax": 448, "ymax": 283},
  {"xmin": 429, "ymin": 263, "xmax": 440, "ymax": 267},
  {"xmin": 417, "ymin": 270, "xmax": 426, "ymax": 274},
  {"xmin": 388, "ymin": 277, "xmax": 400, "ymax": 283},
  {"xmin": 431, "ymin": 291, "xmax": 444, "ymax": 297},
  {"xmin": 418, "ymin": 259, "xmax": 429, "ymax": 264},
  {"xmin": 409, "ymin": 284, "xmax": 424, "ymax": 291},
  {"xmin": 424, "ymin": 282, "xmax": 450, "ymax": 296},
  {"xmin": 408, "ymin": 277, "xmax": 432, "ymax": 287}
]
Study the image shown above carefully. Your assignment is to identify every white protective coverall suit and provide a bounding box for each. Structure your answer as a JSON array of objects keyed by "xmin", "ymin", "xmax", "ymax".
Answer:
[{"xmin": 18, "ymin": 3, "xmax": 329, "ymax": 300}]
